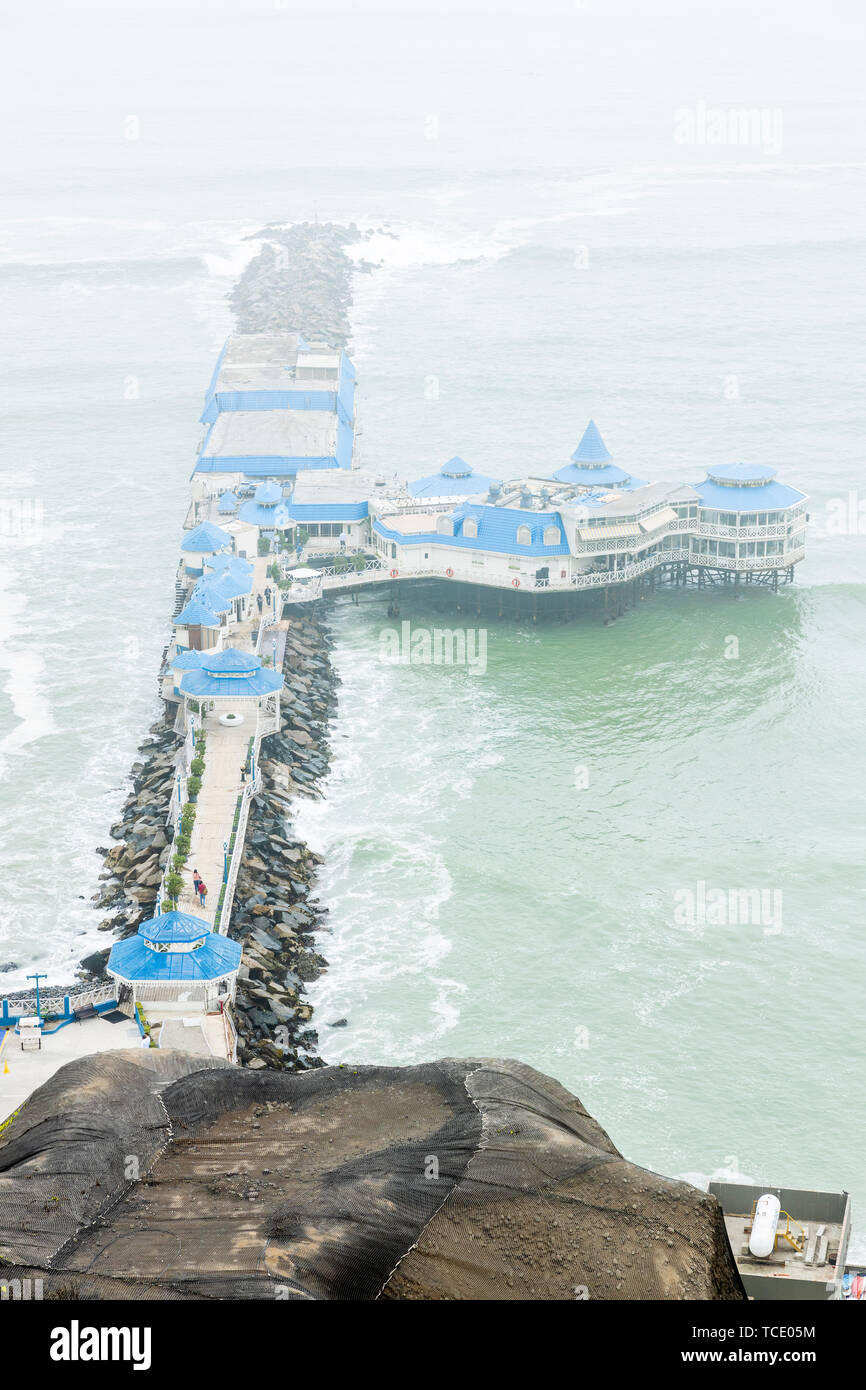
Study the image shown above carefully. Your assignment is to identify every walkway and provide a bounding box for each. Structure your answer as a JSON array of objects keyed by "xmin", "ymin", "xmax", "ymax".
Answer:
[{"xmin": 180, "ymin": 713, "xmax": 250, "ymax": 924}]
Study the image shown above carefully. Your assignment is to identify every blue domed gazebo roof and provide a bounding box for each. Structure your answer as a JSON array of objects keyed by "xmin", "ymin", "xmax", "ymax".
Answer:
[
  {"xmin": 693, "ymin": 463, "xmax": 806, "ymax": 511},
  {"xmin": 706, "ymin": 463, "xmax": 776, "ymax": 486},
  {"xmin": 174, "ymin": 596, "xmax": 222, "ymax": 628},
  {"xmin": 409, "ymin": 456, "xmax": 501, "ymax": 499},
  {"xmin": 107, "ymin": 911, "xmax": 242, "ymax": 984},
  {"xmin": 180, "ymin": 646, "xmax": 283, "ymax": 699},
  {"xmin": 140, "ymin": 910, "xmax": 212, "ymax": 945},
  {"xmin": 201, "ymin": 647, "xmax": 260, "ymax": 674},
  {"xmin": 181, "ymin": 520, "xmax": 232, "ymax": 553},
  {"xmin": 217, "ymin": 490, "xmax": 238, "ymax": 513}
]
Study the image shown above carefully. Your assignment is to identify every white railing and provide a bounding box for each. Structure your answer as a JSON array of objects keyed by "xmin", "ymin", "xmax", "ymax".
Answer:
[
  {"xmin": 220, "ymin": 1001, "xmax": 238, "ymax": 1062},
  {"xmin": 215, "ymin": 776, "xmax": 258, "ymax": 934},
  {"xmin": 688, "ymin": 547, "xmax": 805, "ymax": 572},
  {"xmin": 696, "ymin": 521, "xmax": 788, "ymax": 540},
  {"xmin": 1, "ymin": 983, "xmax": 117, "ymax": 1019}
]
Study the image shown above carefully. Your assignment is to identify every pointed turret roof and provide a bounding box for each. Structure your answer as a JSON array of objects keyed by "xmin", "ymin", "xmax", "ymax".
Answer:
[{"xmin": 571, "ymin": 420, "xmax": 612, "ymax": 465}]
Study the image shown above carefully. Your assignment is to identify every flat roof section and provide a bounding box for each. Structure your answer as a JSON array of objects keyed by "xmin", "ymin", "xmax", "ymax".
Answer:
[{"xmin": 205, "ymin": 410, "xmax": 337, "ymax": 460}]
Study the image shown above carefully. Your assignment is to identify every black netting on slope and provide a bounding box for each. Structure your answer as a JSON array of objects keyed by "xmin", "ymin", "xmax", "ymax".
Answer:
[
  {"xmin": 0, "ymin": 1050, "xmax": 230, "ymax": 1270},
  {"xmin": 0, "ymin": 1053, "xmax": 745, "ymax": 1301}
]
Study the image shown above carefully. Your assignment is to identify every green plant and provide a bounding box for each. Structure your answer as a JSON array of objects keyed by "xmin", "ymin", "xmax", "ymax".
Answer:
[
  {"xmin": 161, "ymin": 898, "xmax": 175, "ymax": 912},
  {"xmin": 187, "ymin": 774, "xmax": 202, "ymax": 798},
  {"xmin": 297, "ymin": 528, "xmax": 309, "ymax": 546},
  {"xmin": 258, "ymin": 536, "xmax": 271, "ymax": 555},
  {"xmin": 188, "ymin": 699, "xmax": 200, "ymax": 714},
  {"xmin": 165, "ymin": 872, "xmax": 183, "ymax": 902},
  {"xmin": 172, "ymin": 852, "xmax": 187, "ymax": 872},
  {"xmin": 268, "ymin": 562, "xmax": 281, "ymax": 582},
  {"xmin": 189, "ymin": 756, "xmax": 205, "ymax": 778},
  {"xmin": 352, "ymin": 553, "xmax": 366, "ymax": 571},
  {"xmin": 334, "ymin": 554, "xmax": 349, "ymax": 573}
]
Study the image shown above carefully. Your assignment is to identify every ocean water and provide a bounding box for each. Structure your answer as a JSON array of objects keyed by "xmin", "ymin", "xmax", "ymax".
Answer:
[{"xmin": 1, "ymin": 0, "xmax": 865, "ymax": 1255}]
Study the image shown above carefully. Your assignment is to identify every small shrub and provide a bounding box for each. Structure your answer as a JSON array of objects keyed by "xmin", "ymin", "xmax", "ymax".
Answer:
[
  {"xmin": 187, "ymin": 775, "xmax": 202, "ymax": 798},
  {"xmin": 189, "ymin": 756, "xmax": 205, "ymax": 778}
]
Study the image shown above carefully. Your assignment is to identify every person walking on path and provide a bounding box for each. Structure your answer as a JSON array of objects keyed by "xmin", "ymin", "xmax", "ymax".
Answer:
[
  {"xmin": 256, "ymin": 592, "xmax": 263, "ymax": 613},
  {"xmin": 198, "ymin": 879, "xmax": 207, "ymax": 908},
  {"xmin": 339, "ymin": 530, "xmax": 347, "ymax": 553},
  {"xmin": 192, "ymin": 869, "xmax": 202, "ymax": 899}
]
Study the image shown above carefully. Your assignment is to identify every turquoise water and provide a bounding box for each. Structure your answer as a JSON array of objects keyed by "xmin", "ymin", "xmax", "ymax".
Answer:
[{"xmin": 0, "ymin": 0, "xmax": 864, "ymax": 1254}]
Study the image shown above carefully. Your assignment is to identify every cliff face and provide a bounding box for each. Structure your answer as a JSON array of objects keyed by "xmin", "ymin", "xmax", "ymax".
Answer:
[{"xmin": 0, "ymin": 1051, "xmax": 744, "ymax": 1301}]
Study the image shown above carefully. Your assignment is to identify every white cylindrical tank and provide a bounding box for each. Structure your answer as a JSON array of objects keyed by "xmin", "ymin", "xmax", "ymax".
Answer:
[{"xmin": 749, "ymin": 1193, "xmax": 781, "ymax": 1258}]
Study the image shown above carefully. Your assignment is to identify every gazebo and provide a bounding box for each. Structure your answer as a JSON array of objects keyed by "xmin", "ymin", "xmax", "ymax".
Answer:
[
  {"xmin": 107, "ymin": 910, "xmax": 242, "ymax": 1010},
  {"xmin": 179, "ymin": 646, "xmax": 283, "ymax": 733}
]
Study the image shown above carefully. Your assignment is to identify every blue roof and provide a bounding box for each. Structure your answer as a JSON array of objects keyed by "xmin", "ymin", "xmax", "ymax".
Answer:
[
  {"xmin": 107, "ymin": 929, "xmax": 242, "ymax": 984},
  {"xmin": 707, "ymin": 462, "xmax": 776, "ymax": 485},
  {"xmin": 140, "ymin": 910, "xmax": 212, "ymax": 944},
  {"xmin": 193, "ymin": 577, "xmax": 236, "ymax": 611},
  {"xmin": 181, "ymin": 520, "xmax": 232, "ymax": 553},
  {"xmin": 238, "ymin": 499, "xmax": 294, "ymax": 528},
  {"xmin": 374, "ymin": 503, "xmax": 570, "ymax": 557},
  {"xmin": 255, "ymin": 481, "xmax": 283, "ymax": 504},
  {"xmin": 180, "ymin": 666, "xmax": 284, "ymax": 698},
  {"xmin": 409, "ymin": 456, "xmax": 501, "ymax": 499},
  {"xmin": 217, "ymin": 490, "xmax": 238, "ymax": 513},
  {"xmin": 694, "ymin": 478, "xmax": 806, "ymax": 511},
  {"xmin": 572, "ymin": 420, "xmax": 612, "ymax": 464},
  {"xmin": 552, "ymin": 461, "xmax": 634, "ymax": 487},
  {"xmin": 175, "ymin": 596, "xmax": 221, "ymax": 628},
  {"xmin": 200, "ymin": 647, "xmax": 261, "ymax": 674},
  {"xmin": 204, "ymin": 553, "xmax": 253, "ymax": 581},
  {"xmin": 171, "ymin": 648, "xmax": 207, "ymax": 670}
]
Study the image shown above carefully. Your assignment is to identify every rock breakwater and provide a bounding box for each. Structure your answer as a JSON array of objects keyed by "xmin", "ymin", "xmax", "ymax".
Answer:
[
  {"xmin": 230, "ymin": 220, "xmax": 379, "ymax": 345},
  {"xmin": 227, "ymin": 610, "xmax": 339, "ymax": 1071}
]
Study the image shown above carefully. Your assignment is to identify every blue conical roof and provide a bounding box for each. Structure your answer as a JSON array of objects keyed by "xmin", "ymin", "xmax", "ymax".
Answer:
[
  {"xmin": 217, "ymin": 490, "xmax": 238, "ymax": 513},
  {"xmin": 181, "ymin": 520, "xmax": 232, "ymax": 552},
  {"xmin": 175, "ymin": 596, "xmax": 221, "ymax": 627},
  {"xmin": 571, "ymin": 420, "xmax": 612, "ymax": 465},
  {"xmin": 254, "ymin": 481, "xmax": 282, "ymax": 505},
  {"xmin": 171, "ymin": 648, "xmax": 207, "ymax": 670}
]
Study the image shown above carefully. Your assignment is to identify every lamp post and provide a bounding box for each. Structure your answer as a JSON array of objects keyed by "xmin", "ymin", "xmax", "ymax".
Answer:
[
  {"xmin": 190, "ymin": 712, "xmax": 196, "ymax": 749},
  {"xmin": 176, "ymin": 773, "xmax": 182, "ymax": 816},
  {"xmin": 251, "ymin": 744, "xmax": 256, "ymax": 788},
  {"xmin": 223, "ymin": 840, "xmax": 229, "ymax": 884},
  {"xmin": 27, "ymin": 971, "xmax": 47, "ymax": 1024}
]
